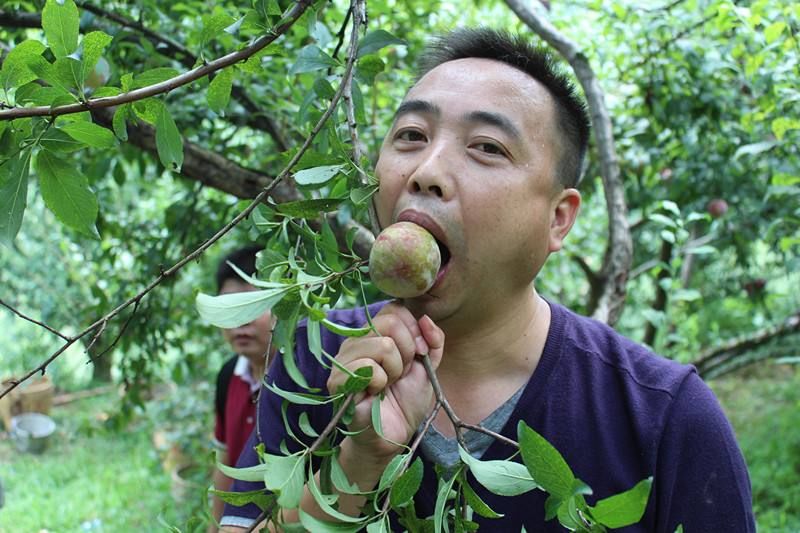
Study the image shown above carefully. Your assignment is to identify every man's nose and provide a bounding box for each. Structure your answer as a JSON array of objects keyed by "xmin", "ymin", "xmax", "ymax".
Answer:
[{"xmin": 407, "ymin": 141, "xmax": 455, "ymax": 200}]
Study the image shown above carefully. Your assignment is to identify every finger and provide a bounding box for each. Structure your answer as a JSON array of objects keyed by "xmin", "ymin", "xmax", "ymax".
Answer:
[
  {"xmin": 418, "ymin": 314, "xmax": 445, "ymax": 370},
  {"xmin": 328, "ymin": 337, "xmax": 401, "ymax": 393},
  {"xmin": 371, "ymin": 313, "xmax": 419, "ymax": 368},
  {"xmin": 341, "ymin": 358, "xmax": 389, "ymax": 397}
]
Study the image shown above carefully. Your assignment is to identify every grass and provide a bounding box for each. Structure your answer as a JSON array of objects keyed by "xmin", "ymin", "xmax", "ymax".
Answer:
[
  {"xmin": 710, "ymin": 363, "xmax": 800, "ymax": 532},
  {"xmin": 1, "ymin": 366, "xmax": 798, "ymax": 532},
  {"xmin": 0, "ymin": 393, "xmax": 210, "ymax": 533}
]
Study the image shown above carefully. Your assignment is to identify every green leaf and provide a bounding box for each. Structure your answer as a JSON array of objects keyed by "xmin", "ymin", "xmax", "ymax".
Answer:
[
  {"xmin": 276, "ymin": 198, "xmax": 345, "ymax": 218},
  {"xmin": 59, "ymin": 121, "xmax": 117, "ymax": 149},
  {"xmin": 51, "ymin": 56, "xmax": 83, "ymax": 93},
  {"xmin": 0, "ymin": 150, "xmax": 31, "ymax": 246},
  {"xmin": 590, "ymin": 477, "xmax": 652, "ymax": 528},
  {"xmin": 330, "ymin": 452, "xmax": 362, "ymax": 495},
  {"xmin": 208, "ymin": 68, "xmax": 235, "ymax": 114},
  {"xmin": 217, "ymin": 460, "xmax": 270, "ymax": 482},
  {"xmin": 155, "ymin": 104, "xmax": 183, "ymax": 171},
  {"xmin": 356, "ymin": 55, "xmax": 386, "ymax": 85},
  {"xmin": 461, "ymin": 479, "xmax": 503, "ymax": 518},
  {"xmin": 764, "ymin": 21, "xmax": 786, "ymax": 44},
  {"xmin": 357, "ymin": 30, "xmax": 405, "ymax": 58},
  {"xmin": 458, "ymin": 446, "xmax": 539, "ymax": 497},
  {"xmin": 195, "ymin": 286, "xmax": 291, "ymax": 328},
  {"xmin": 209, "ymin": 488, "xmax": 275, "ymax": 511},
  {"xmin": 518, "ymin": 421, "xmax": 574, "ymax": 500},
  {"xmin": 39, "ymin": 128, "xmax": 85, "ymax": 152},
  {"xmin": 320, "ymin": 317, "xmax": 371, "ymax": 337},
  {"xmin": 371, "ymin": 395, "xmax": 385, "ymax": 438},
  {"xmin": 133, "ymin": 67, "xmax": 180, "ymax": 89},
  {"xmin": 733, "ymin": 140, "xmax": 776, "ymax": 160},
  {"xmin": 264, "ymin": 453, "xmax": 306, "ymax": 508},
  {"xmin": 264, "ymin": 382, "xmax": 332, "ymax": 405},
  {"xmin": 80, "ymin": 31, "xmax": 113, "ymax": 87},
  {"xmin": 289, "ymin": 45, "xmax": 339, "ymax": 75},
  {"xmin": 112, "ymin": 104, "xmax": 129, "ymax": 141},
  {"xmin": 42, "ymin": 0, "xmax": 79, "ymax": 59},
  {"xmin": 350, "ymin": 184, "xmax": 378, "ymax": 205},
  {"xmin": 339, "ymin": 366, "xmax": 372, "ymax": 395},
  {"xmin": 366, "ymin": 516, "xmax": 391, "ymax": 533},
  {"xmin": 202, "ymin": 12, "xmax": 236, "ymax": 46},
  {"xmin": 298, "ymin": 411, "xmax": 319, "ymax": 438},
  {"xmin": 36, "ymin": 150, "xmax": 98, "ymax": 236},
  {"xmin": 298, "ymin": 510, "xmax": 363, "ymax": 533},
  {"xmin": 390, "ymin": 457, "xmax": 424, "ymax": 509},
  {"xmin": 294, "ymin": 164, "xmax": 346, "ymax": 186},
  {"xmin": 434, "ymin": 467, "xmax": 460, "ymax": 533},
  {"xmin": 0, "ymin": 40, "xmax": 47, "ymax": 92},
  {"xmin": 771, "ymin": 117, "xmax": 800, "ymax": 141},
  {"xmin": 307, "ymin": 470, "xmax": 364, "ymax": 523}
]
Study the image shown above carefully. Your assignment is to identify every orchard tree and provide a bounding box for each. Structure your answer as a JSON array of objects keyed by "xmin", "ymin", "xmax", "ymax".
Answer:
[{"xmin": 1, "ymin": 0, "xmax": 798, "ymax": 529}]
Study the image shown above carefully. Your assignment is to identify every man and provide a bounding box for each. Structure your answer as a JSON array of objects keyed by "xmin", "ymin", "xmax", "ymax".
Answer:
[
  {"xmin": 220, "ymin": 28, "xmax": 754, "ymax": 531},
  {"xmin": 210, "ymin": 245, "xmax": 276, "ymax": 532}
]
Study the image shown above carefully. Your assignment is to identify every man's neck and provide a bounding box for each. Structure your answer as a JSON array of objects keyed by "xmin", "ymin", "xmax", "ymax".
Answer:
[{"xmin": 436, "ymin": 288, "xmax": 551, "ymax": 383}]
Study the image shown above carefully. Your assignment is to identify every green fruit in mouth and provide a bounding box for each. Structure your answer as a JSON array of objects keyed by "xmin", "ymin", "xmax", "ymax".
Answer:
[{"xmin": 369, "ymin": 221, "xmax": 442, "ymax": 298}]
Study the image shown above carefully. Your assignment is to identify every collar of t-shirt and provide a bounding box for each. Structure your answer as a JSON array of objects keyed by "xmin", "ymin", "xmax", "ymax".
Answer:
[{"xmin": 233, "ymin": 355, "xmax": 261, "ymax": 394}]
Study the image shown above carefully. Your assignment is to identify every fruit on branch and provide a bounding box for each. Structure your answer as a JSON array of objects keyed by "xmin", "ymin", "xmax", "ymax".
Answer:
[
  {"xmin": 85, "ymin": 57, "xmax": 111, "ymax": 92},
  {"xmin": 369, "ymin": 222, "xmax": 441, "ymax": 298},
  {"xmin": 707, "ymin": 198, "xmax": 728, "ymax": 218}
]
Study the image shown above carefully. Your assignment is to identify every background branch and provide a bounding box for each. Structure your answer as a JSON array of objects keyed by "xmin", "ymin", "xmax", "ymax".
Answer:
[
  {"xmin": 0, "ymin": 0, "xmax": 313, "ymax": 120},
  {"xmin": 504, "ymin": 0, "xmax": 632, "ymax": 325}
]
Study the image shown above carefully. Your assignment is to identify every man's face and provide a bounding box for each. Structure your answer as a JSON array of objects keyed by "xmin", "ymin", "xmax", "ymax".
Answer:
[
  {"xmin": 374, "ymin": 57, "xmax": 578, "ymax": 325},
  {"xmin": 219, "ymin": 279, "xmax": 274, "ymax": 362}
]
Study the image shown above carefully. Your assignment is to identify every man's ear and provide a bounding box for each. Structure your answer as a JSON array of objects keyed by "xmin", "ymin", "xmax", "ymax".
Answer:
[{"xmin": 548, "ymin": 188, "xmax": 581, "ymax": 253}]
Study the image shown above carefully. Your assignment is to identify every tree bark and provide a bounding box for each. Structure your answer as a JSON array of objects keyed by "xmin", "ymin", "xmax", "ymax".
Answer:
[{"xmin": 504, "ymin": 0, "xmax": 633, "ymax": 325}]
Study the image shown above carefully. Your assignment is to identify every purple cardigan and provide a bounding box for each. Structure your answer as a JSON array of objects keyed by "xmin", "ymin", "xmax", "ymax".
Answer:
[{"xmin": 224, "ymin": 301, "xmax": 755, "ymax": 532}]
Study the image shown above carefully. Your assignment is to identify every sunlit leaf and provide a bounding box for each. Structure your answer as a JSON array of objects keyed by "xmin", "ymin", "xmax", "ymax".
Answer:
[
  {"xmin": 517, "ymin": 421, "xmax": 574, "ymax": 500},
  {"xmin": 590, "ymin": 477, "xmax": 652, "ymax": 528},
  {"xmin": 42, "ymin": 0, "xmax": 79, "ymax": 59},
  {"xmin": 60, "ymin": 121, "xmax": 117, "ymax": 149},
  {"xmin": 458, "ymin": 446, "xmax": 539, "ymax": 497},
  {"xmin": 357, "ymin": 30, "xmax": 405, "ymax": 58},
  {"xmin": 196, "ymin": 286, "xmax": 291, "ymax": 328}
]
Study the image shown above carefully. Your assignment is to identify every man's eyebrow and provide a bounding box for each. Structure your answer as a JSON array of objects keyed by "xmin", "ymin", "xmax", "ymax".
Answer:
[
  {"xmin": 465, "ymin": 110, "xmax": 521, "ymax": 140},
  {"xmin": 393, "ymin": 99, "xmax": 440, "ymax": 120}
]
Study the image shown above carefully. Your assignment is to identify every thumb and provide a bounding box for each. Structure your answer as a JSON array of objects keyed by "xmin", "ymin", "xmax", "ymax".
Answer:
[{"xmin": 418, "ymin": 315, "xmax": 445, "ymax": 371}]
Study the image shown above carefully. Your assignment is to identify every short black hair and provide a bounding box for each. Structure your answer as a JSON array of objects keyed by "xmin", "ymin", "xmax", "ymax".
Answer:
[
  {"xmin": 416, "ymin": 28, "xmax": 590, "ymax": 188},
  {"xmin": 215, "ymin": 245, "xmax": 262, "ymax": 293}
]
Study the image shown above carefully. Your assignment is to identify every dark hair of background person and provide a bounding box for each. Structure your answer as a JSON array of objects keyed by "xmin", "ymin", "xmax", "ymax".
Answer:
[
  {"xmin": 416, "ymin": 27, "xmax": 591, "ymax": 188},
  {"xmin": 215, "ymin": 245, "xmax": 263, "ymax": 294}
]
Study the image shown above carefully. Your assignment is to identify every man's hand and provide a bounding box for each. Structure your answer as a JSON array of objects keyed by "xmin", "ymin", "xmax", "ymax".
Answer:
[{"xmin": 327, "ymin": 303, "xmax": 445, "ymax": 460}]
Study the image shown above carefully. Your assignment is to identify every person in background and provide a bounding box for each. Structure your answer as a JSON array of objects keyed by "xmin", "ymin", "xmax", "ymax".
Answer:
[{"xmin": 209, "ymin": 245, "xmax": 276, "ymax": 532}]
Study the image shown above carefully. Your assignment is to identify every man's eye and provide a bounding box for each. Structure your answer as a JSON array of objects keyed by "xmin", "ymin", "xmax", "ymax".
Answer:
[
  {"xmin": 397, "ymin": 130, "xmax": 426, "ymax": 142},
  {"xmin": 474, "ymin": 142, "xmax": 505, "ymax": 156}
]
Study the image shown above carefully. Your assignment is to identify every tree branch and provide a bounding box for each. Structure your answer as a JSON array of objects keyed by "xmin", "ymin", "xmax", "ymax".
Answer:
[
  {"xmin": 0, "ymin": 9, "xmax": 40, "ymax": 28},
  {"xmin": 0, "ymin": 0, "xmax": 313, "ymax": 121},
  {"xmin": 0, "ymin": 298, "xmax": 71, "ymax": 341},
  {"xmin": 504, "ymin": 0, "xmax": 632, "ymax": 325},
  {"xmin": 692, "ymin": 312, "xmax": 800, "ymax": 377},
  {"xmin": 342, "ymin": 0, "xmax": 380, "ymax": 236},
  {"xmin": 0, "ymin": 15, "xmax": 367, "ymax": 399}
]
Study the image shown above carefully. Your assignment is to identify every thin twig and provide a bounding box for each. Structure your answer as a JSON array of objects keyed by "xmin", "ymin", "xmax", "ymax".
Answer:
[
  {"xmin": 342, "ymin": 0, "xmax": 381, "ymax": 237},
  {"xmin": 0, "ymin": 1, "xmax": 313, "ymax": 120},
  {"xmin": 419, "ymin": 354, "xmax": 468, "ymax": 452},
  {"xmin": 0, "ymin": 298, "xmax": 71, "ymax": 341}
]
